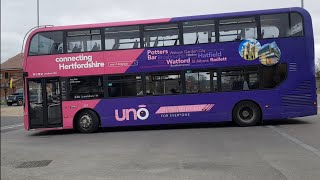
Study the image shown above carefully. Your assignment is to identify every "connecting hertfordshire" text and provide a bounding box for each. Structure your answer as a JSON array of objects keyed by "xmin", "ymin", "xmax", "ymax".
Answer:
[{"xmin": 55, "ymin": 54, "xmax": 104, "ymax": 70}]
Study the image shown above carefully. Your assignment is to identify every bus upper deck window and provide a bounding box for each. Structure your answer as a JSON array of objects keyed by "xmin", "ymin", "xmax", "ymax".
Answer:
[
  {"xmin": 218, "ymin": 17, "xmax": 257, "ymax": 42},
  {"xmin": 67, "ymin": 29, "xmax": 101, "ymax": 53},
  {"xmin": 143, "ymin": 24, "xmax": 180, "ymax": 48},
  {"xmin": 29, "ymin": 31, "xmax": 64, "ymax": 56},
  {"xmin": 105, "ymin": 26, "xmax": 140, "ymax": 50},
  {"xmin": 290, "ymin": 13, "xmax": 304, "ymax": 37},
  {"xmin": 260, "ymin": 13, "xmax": 290, "ymax": 39},
  {"xmin": 183, "ymin": 20, "xmax": 216, "ymax": 45}
]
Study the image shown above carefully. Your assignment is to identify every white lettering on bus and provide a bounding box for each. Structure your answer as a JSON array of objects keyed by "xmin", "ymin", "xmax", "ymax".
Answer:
[
  {"xmin": 55, "ymin": 54, "xmax": 93, "ymax": 63},
  {"xmin": 54, "ymin": 54, "xmax": 104, "ymax": 70},
  {"xmin": 115, "ymin": 105, "xmax": 149, "ymax": 121}
]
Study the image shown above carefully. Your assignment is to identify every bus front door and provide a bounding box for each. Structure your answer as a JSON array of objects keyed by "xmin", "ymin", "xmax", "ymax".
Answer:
[{"xmin": 28, "ymin": 78, "xmax": 62, "ymax": 129}]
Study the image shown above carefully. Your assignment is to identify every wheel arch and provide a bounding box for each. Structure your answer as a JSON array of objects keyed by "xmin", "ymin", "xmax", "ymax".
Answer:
[
  {"xmin": 232, "ymin": 99, "xmax": 263, "ymax": 124},
  {"xmin": 73, "ymin": 108, "xmax": 101, "ymax": 129}
]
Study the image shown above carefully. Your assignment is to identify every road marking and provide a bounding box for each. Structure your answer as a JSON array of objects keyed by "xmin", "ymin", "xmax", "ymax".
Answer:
[
  {"xmin": 268, "ymin": 126, "xmax": 320, "ymax": 157},
  {"xmin": 1, "ymin": 123, "xmax": 24, "ymax": 130}
]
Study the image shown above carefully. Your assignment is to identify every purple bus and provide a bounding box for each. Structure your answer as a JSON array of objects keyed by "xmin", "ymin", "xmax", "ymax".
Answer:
[{"xmin": 23, "ymin": 7, "xmax": 317, "ymax": 133}]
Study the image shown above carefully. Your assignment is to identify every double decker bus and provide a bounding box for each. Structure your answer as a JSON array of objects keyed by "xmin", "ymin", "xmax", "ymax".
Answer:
[{"xmin": 23, "ymin": 7, "xmax": 317, "ymax": 133}]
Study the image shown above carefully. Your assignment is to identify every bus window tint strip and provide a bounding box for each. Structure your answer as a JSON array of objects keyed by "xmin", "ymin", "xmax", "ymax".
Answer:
[
  {"xmin": 28, "ymin": 12, "xmax": 304, "ymax": 56},
  {"xmin": 63, "ymin": 64, "xmax": 287, "ymax": 100}
]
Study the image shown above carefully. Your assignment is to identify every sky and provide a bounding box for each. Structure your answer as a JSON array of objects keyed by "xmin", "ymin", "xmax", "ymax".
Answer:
[{"xmin": 1, "ymin": 0, "xmax": 319, "ymax": 63}]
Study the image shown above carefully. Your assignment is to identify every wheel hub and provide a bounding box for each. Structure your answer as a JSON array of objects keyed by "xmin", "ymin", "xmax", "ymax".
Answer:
[
  {"xmin": 242, "ymin": 110, "xmax": 250, "ymax": 117},
  {"xmin": 239, "ymin": 107, "xmax": 254, "ymax": 122},
  {"xmin": 80, "ymin": 114, "xmax": 92, "ymax": 129}
]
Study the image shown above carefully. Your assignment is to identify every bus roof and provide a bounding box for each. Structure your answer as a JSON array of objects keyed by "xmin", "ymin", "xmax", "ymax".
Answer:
[{"xmin": 31, "ymin": 7, "xmax": 308, "ymax": 33}]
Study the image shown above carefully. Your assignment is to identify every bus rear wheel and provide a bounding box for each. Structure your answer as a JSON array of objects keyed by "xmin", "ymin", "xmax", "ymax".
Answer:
[
  {"xmin": 233, "ymin": 101, "xmax": 261, "ymax": 126},
  {"xmin": 75, "ymin": 109, "xmax": 100, "ymax": 133}
]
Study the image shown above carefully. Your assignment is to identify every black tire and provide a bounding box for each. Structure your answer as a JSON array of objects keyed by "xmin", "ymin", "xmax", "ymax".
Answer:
[
  {"xmin": 232, "ymin": 101, "xmax": 261, "ymax": 126},
  {"xmin": 7, "ymin": 103, "xmax": 12, "ymax": 106},
  {"xmin": 17, "ymin": 99, "xmax": 23, "ymax": 106},
  {"xmin": 75, "ymin": 109, "xmax": 100, "ymax": 133}
]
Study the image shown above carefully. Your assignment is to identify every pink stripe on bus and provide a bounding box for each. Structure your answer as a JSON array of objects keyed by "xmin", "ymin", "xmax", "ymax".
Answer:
[
  {"xmin": 155, "ymin": 104, "xmax": 215, "ymax": 114},
  {"xmin": 207, "ymin": 104, "xmax": 214, "ymax": 111},
  {"xmin": 26, "ymin": 49, "xmax": 145, "ymax": 78}
]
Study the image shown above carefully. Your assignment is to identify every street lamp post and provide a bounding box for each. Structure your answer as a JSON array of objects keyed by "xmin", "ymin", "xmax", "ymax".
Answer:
[{"xmin": 301, "ymin": 0, "xmax": 304, "ymax": 8}]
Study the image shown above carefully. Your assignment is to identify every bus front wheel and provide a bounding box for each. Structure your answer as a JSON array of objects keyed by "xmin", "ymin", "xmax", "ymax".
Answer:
[
  {"xmin": 75, "ymin": 109, "xmax": 100, "ymax": 133},
  {"xmin": 233, "ymin": 101, "xmax": 261, "ymax": 126}
]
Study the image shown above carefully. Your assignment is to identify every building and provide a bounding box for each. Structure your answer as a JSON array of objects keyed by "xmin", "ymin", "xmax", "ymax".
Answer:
[
  {"xmin": 0, "ymin": 53, "xmax": 24, "ymax": 100},
  {"xmin": 241, "ymin": 41, "xmax": 258, "ymax": 60},
  {"xmin": 258, "ymin": 42, "xmax": 281, "ymax": 65}
]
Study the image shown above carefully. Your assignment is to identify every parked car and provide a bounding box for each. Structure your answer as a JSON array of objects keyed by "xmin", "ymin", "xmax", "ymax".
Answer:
[{"xmin": 7, "ymin": 92, "xmax": 23, "ymax": 106}]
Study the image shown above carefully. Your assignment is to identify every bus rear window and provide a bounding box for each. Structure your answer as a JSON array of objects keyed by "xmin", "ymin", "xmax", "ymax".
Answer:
[{"xmin": 29, "ymin": 31, "xmax": 64, "ymax": 55}]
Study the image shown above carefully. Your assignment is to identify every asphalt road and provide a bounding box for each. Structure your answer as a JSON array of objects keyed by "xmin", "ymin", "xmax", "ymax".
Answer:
[
  {"xmin": 1, "ymin": 114, "xmax": 320, "ymax": 180},
  {"xmin": 1, "ymin": 116, "xmax": 23, "ymax": 127},
  {"xmin": 1, "ymin": 105, "xmax": 24, "ymax": 132}
]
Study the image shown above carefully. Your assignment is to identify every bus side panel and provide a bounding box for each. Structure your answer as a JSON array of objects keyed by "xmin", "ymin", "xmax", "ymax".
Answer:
[
  {"xmin": 62, "ymin": 100, "xmax": 101, "ymax": 129},
  {"xmin": 277, "ymin": 35, "xmax": 317, "ymax": 118},
  {"xmin": 94, "ymin": 91, "xmax": 282, "ymax": 128}
]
